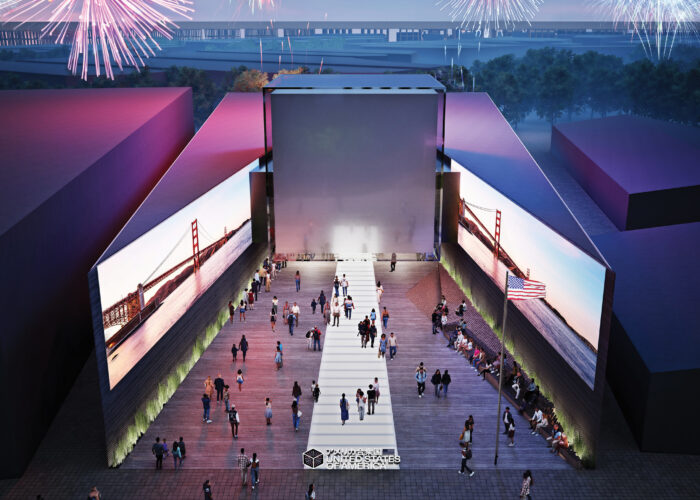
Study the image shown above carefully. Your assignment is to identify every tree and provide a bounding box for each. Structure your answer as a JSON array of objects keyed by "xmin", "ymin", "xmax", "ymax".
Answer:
[
  {"xmin": 233, "ymin": 69, "xmax": 269, "ymax": 92},
  {"xmin": 473, "ymin": 55, "xmax": 528, "ymax": 126},
  {"xmin": 536, "ymin": 65, "xmax": 574, "ymax": 124},
  {"xmin": 166, "ymin": 66, "xmax": 219, "ymax": 128}
]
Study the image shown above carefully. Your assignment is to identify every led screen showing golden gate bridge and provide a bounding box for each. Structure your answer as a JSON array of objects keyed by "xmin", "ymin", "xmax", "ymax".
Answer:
[
  {"xmin": 96, "ymin": 161, "xmax": 256, "ymax": 388},
  {"xmin": 454, "ymin": 161, "xmax": 606, "ymax": 389}
]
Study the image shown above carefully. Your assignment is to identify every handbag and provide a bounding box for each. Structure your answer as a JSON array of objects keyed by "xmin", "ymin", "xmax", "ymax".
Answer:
[
  {"xmin": 297, "ymin": 411, "xmax": 302, "ymax": 418},
  {"xmin": 465, "ymin": 448, "xmax": 472, "ymax": 460}
]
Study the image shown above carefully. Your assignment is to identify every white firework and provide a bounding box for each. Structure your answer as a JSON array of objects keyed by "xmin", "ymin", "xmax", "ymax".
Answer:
[
  {"xmin": 595, "ymin": 0, "xmax": 700, "ymax": 60},
  {"xmin": 437, "ymin": 0, "xmax": 543, "ymax": 33}
]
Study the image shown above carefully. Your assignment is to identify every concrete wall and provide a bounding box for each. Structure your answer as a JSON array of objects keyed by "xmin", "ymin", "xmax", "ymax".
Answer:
[{"xmin": 0, "ymin": 91, "xmax": 193, "ymax": 478}]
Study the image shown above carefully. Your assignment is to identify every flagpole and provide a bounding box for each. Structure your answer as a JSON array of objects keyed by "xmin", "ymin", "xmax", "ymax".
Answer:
[{"xmin": 494, "ymin": 271, "xmax": 509, "ymax": 466}]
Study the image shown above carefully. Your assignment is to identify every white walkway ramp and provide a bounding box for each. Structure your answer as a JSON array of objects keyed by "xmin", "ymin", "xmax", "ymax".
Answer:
[{"xmin": 306, "ymin": 260, "xmax": 399, "ymax": 469}]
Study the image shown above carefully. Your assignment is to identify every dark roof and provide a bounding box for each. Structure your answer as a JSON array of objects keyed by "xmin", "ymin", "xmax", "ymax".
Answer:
[
  {"xmin": 444, "ymin": 92, "xmax": 606, "ymax": 265},
  {"xmin": 593, "ymin": 223, "xmax": 700, "ymax": 373},
  {"xmin": 554, "ymin": 115, "xmax": 700, "ymax": 194},
  {"xmin": 0, "ymin": 88, "xmax": 190, "ymax": 237},
  {"xmin": 266, "ymin": 74, "xmax": 444, "ymax": 90},
  {"xmin": 98, "ymin": 92, "xmax": 265, "ymax": 263}
]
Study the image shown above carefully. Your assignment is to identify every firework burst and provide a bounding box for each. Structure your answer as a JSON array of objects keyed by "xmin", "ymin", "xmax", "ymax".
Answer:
[
  {"xmin": 595, "ymin": 0, "xmax": 700, "ymax": 60},
  {"xmin": 437, "ymin": 0, "xmax": 543, "ymax": 33},
  {"xmin": 248, "ymin": 0, "xmax": 274, "ymax": 14},
  {"xmin": 2, "ymin": 0, "xmax": 192, "ymax": 80}
]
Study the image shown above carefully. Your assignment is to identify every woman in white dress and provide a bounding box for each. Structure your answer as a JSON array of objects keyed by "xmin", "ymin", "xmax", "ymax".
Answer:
[{"xmin": 376, "ymin": 281, "xmax": 384, "ymax": 303}]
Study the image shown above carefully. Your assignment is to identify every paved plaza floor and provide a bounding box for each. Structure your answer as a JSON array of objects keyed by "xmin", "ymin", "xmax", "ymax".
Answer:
[{"xmin": 2, "ymin": 262, "xmax": 699, "ymax": 499}]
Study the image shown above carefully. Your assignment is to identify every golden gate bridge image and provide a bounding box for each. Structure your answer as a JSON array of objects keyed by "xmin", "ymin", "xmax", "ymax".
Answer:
[{"xmin": 102, "ymin": 218, "xmax": 246, "ymax": 353}]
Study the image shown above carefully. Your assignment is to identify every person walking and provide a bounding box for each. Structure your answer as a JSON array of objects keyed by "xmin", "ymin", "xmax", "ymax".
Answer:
[
  {"xmin": 172, "ymin": 439, "xmax": 182, "ymax": 469},
  {"xmin": 265, "ymin": 398, "xmax": 272, "ymax": 425},
  {"xmin": 332, "ymin": 299, "xmax": 341, "ymax": 327},
  {"xmin": 247, "ymin": 287, "xmax": 255, "ymax": 310},
  {"xmin": 318, "ymin": 291, "xmax": 326, "ymax": 317},
  {"xmin": 239, "ymin": 335, "xmax": 248, "ymax": 362},
  {"xmin": 201, "ymin": 393, "xmax": 212, "ymax": 423},
  {"xmin": 369, "ymin": 322, "xmax": 377, "ymax": 348},
  {"xmin": 465, "ymin": 415, "xmax": 474, "ymax": 444},
  {"xmin": 344, "ymin": 296, "xmax": 354, "ymax": 319},
  {"xmin": 229, "ymin": 301, "xmax": 235, "ymax": 324},
  {"xmin": 162, "ymin": 437, "xmax": 169, "ymax": 459},
  {"xmin": 152, "ymin": 437, "xmax": 164, "ymax": 470},
  {"xmin": 292, "ymin": 400, "xmax": 301, "ymax": 432},
  {"xmin": 272, "ymin": 296, "xmax": 279, "ymax": 315},
  {"xmin": 236, "ymin": 369, "xmax": 244, "ymax": 392},
  {"xmin": 282, "ymin": 301, "xmax": 290, "ymax": 322},
  {"xmin": 415, "ymin": 367, "xmax": 427, "ymax": 398},
  {"xmin": 441, "ymin": 370, "xmax": 452, "ymax": 397},
  {"xmin": 274, "ymin": 344, "xmax": 283, "ymax": 370},
  {"xmin": 265, "ymin": 272, "xmax": 271, "ymax": 292},
  {"xmin": 431, "ymin": 369, "xmax": 442, "ymax": 398},
  {"xmin": 390, "ymin": 252, "xmax": 397, "ymax": 272},
  {"xmin": 356, "ymin": 389, "xmax": 366, "ymax": 421},
  {"xmin": 333, "ymin": 275, "xmax": 340, "ymax": 297},
  {"xmin": 340, "ymin": 393, "xmax": 349, "ymax": 425},
  {"xmin": 292, "ymin": 381, "xmax": 302, "ymax": 404},
  {"xmin": 295, "ymin": 270, "xmax": 301, "ymax": 292},
  {"xmin": 367, "ymin": 384, "xmax": 376, "ymax": 415},
  {"xmin": 341, "ymin": 274, "xmax": 349, "ymax": 297},
  {"xmin": 204, "ymin": 376, "xmax": 214, "ymax": 400},
  {"xmin": 306, "ymin": 484, "xmax": 316, "ymax": 500},
  {"xmin": 214, "ymin": 373, "xmax": 225, "ymax": 402},
  {"xmin": 311, "ymin": 297, "xmax": 317, "ymax": 314},
  {"xmin": 373, "ymin": 377, "xmax": 381, "ymax": 404},
  {"xmin": 520, "ymin": 470, "xmax": 533, "ymax": 500},
  {"xmin": 250, "ymin": 453, "xmax": 260, "ymax": 490},
  {"xmin": 378, "ymin": 333, "xmax": 387, "ymax": 358},
  {"xmin": 270, "ymin": 307, "xmax": 277, "ymax": 332},
  {"xmin": 312, "ymin": 326, "xmax": 322, "ymax": 351},
  {"xmin": 459, "ymin": 441, "xmax": 475, "ymax": 477},
  {"xmin": 229, "ymin": 404, "xmax": 240, "ymax": 438},
  {"xmin": 313, "ymin": 382, "xmax": 321, "ymax": 403},
  {"xmin": 508, "ymin": 420, "xmax": 516, "ymax": 447},
  {"xmin": 239, "ymin": 299, "xmax": 246, "ymax": 322},
  {"xmin": 203, "ymin": 479, "xmax": 213, "ymax": 500},
  {"xmin": 292, "ymin": 302, "xmax": 300, "ymax": 326},
  {"xmin": 382, "ymin": 307, "xmax": 390, "ymax": 329},
  {"xmin": 376, "ymin": 281, "xmax": 384, "ymax": 303},
  {"xmin": 223, "ymin": 385, "xmax": 230, "ymax": 412},
  {"xmin": 287, "ymin": 310, "xmax": 296, "ymax": 335},
  {"xmin": 231, "ymin": 342, "xmax": 239, "ymax": 363},
  {"xmin": 503, "ymin": 407, "xmax": 514, "ymax": 434},
  {"xmin": 237, "ymin": 448, "xmax": 250, "ymax": 487},
  {"xmin": 178, "ymin": 437, "xmax": 186, "ymax": 459},
  {"xmin": 389, "ymin": 332, "xmax": 397, "ymax": 360}
]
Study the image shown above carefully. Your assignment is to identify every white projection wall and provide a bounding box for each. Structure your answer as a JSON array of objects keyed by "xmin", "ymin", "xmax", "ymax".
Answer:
[{"xmin": 271, "ymin": 89, "xmax": 438, "ymax": 254}]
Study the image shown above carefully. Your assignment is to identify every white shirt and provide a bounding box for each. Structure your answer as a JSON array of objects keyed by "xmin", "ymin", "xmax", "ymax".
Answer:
[
  {"xmin": 533, "ymin": 409, "xmax": 543, "ymax": 422},
  {"xmin": 292, "ymin": 305, "xmax": 300, "ymax": 314},
  {"xmin": 389, "ymin": 336, "xmax": 397, "ymax": 346},
  {"xmin": 341, "ymin": 278, "xmax": 348, "ymax": 287}
]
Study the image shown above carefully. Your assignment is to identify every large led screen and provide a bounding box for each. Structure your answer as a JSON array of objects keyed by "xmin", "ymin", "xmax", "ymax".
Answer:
[
  {"xmin": 454, "ymin": 161, "xmax": 606, "ymax": 389},
  {"xmin": 271, "ymin": 89, "xmax": 438, "ymax": 254},
  {"xmin": 97, "ymin": 161, "xmax": 256, "ymax": 388}
]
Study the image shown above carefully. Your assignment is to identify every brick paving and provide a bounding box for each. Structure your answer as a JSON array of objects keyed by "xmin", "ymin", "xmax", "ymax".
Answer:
[{"xmin": 2, "ymin": 262, "xmax": 700, "ymax": 499}]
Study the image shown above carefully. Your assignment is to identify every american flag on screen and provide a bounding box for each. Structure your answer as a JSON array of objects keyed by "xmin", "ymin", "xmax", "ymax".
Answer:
[{"xmin": 507, "ymin": 276, "xmax": 546, "ymax": 301}]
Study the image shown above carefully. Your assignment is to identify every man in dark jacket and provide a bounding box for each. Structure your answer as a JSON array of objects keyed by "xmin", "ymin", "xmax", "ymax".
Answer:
[
  {"xmin": 312, "ymin": 326, "xmax": 322, "ymax": 351},
  {"xmin": 367, "ymin": 384, "xmax": 377, "ymax": 415},
  {"xmin": 503, "ymin": 407, "xmax": 515, "ymax": 434},
  {"xmin": 214, "ymin": 373, "xmax": 225, "ymax": 401},
  {"xmin": 202, "ymin": 394, "xmax": 212, "ymax": 423},
  {"xmin": 441, "ymin": 370, "xmax": 452, "ymax": 397},
  {"xmin": 152, "ymin": 437, "xmax": 164, "ymax": 469}
]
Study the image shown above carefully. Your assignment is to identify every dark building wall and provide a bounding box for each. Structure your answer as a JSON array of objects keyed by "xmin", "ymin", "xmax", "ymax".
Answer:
[
  {"xmin": 0, "ymin": 91, "xmax": 193, "ymax": 479},
  {"xmin": 627, "ymin": 186, "xmax": 700, "ymax": 230},
  {"xmin": 607, "ymin": 314, "xmax": 700, "ymax": 454},
  {"xmin": 441, "ymin": 242, "xmax": 614, "ymax": 462},
  {"xmin": 91, "ymin": 242, "xmax": 267, "ymax": 465},
  {"xmin": 441, "ymin": 172, "xmax": 460, "ymax": 245},
  {"xmin": 551, "ymin": 127, "xmax": 629, "ymax": 231},
  {"xmin": 250, "ymin": 170, "xmax": 271, "ymax": 244}
]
